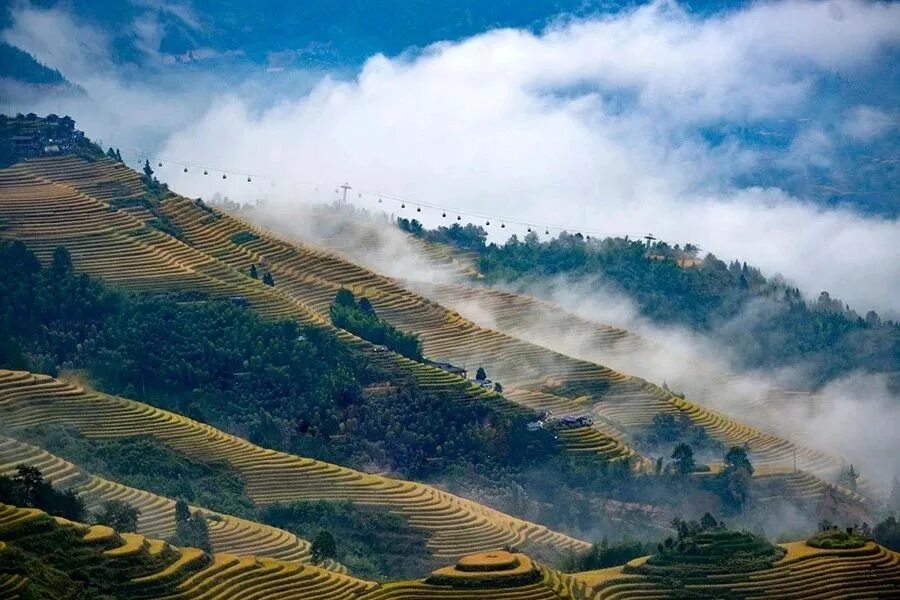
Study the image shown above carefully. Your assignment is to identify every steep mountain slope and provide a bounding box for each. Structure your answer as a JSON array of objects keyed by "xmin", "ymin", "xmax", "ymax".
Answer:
[
  {"xmin": 0, "ymin": 502, "xmax": 375, "ymax": 599},
  {"xmin": 247, "ymin": 206, "xmax": 874, "ymax": 488},
  {"xmin": 0, "ymin": 369, "xmax": 589, "ymax": 562},
  {"xmin": 0, "ymin": 434, "xmax": 335, "ymax": 568},
  {"xmin": 0, "ymin": 153, "xmax": 862, "ymax": 497},
  {"xmin": 2, "ymin": 501, "xmax": 897, "ymax": 600},
  {"xmin": 0, "ymin": 155, "xmax": 638, "ymax": 466},
  {"xmin": 162, "ymin": 189, "xmax": 841, "ymax": 478},
  {"xmin": 573, "ymin": 539, "xmax": 900, "ymax": 599}
]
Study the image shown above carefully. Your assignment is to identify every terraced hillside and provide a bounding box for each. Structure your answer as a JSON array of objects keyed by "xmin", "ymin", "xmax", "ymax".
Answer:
[
  {"xmin": 277, "ymin": 210, "xmax": 839, "ymax": 453},
  {"xmin": 164, "ymin": 189, "xmax": 842, "ymax": 478},
  {"xmin": 0, "ymin": 435, "xmax": 336, "ymax": 568},
  {"xmin": 0, "ymin": 155, "xmax": 637, "ymax": 465},
  {"xmin": 2, "ymin": 501, "xmax": 896, "ymax": 600},
  {"xmin": 0, "ymin": 502, "xmax": 375, "ymax": 599},
  {"xmin": 357, "ymin": 550, "xmax": 588, "ymax": 600},
  {"xmin": 405, "ymin": 280, "xmax": 830, "ymax": 437},
  {"xmin": 0, "ymin": 369, "xmax": 590, "ymax": 562},
  {"xmin": 573, "ymin": 539, "xmax": 900, "ymax": 599},
  {"xmin": 0, "ymin": 154, "xmax": 856, "ymax": 479}
]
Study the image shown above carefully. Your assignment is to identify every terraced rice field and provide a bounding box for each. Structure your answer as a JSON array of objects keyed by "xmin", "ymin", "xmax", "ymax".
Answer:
[
  {"xmin": 3, "ymin": 500, "xmax": 894, "ymax": 600},
  {"xmin": 0, "ymin": 435, "xmax": 333, "ymax": 567},
  {"xmin": 403, "ymin": 280, "xmax": 848, "ymax": 457},
  {"xmin": 0, "ymin": 369, "xmax": 589, "ymax": 562},
  {"xmin": 573, "ymin": 540, "xmax": 900, "ymax": 599},
  {"xmin": 0, "ymin": 156, "xmax": 850, "ymax": 479},
  {"xmin": 159, "ymin": 193, "xmax": 842, "ymax": 477},
  {"xmin": 0, "ymin": 503, "xmax": 375, "ymax": 599},
  {"xmin": 0, "ymin": 156, "xmax": 637, "ymax": 465},
  {"xmin": 357, "ymin": 550, "xmax": 587, "ymax": 600}
]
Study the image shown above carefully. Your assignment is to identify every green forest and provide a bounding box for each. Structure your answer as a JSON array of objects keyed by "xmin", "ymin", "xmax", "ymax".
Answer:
[
  {"xmin": 398, "ymin": 219, "xmax": 899, "ymax": 390},
  {"xmin": 0, "ymin": 42, "xmax": 67, "ymax": 85},
  {"xmin": 0, "ymin": 240, "xmax": 555, "ymax": 482}
]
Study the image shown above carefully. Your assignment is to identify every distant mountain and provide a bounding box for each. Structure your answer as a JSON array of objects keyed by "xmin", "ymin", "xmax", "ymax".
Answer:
[
  {"xmin": 0, "ymin": 41, "xmax": 69, "ymax": 85},
  {"xmin": 6, "ymin": 1, "xmax": 748, "ymax": 69}
]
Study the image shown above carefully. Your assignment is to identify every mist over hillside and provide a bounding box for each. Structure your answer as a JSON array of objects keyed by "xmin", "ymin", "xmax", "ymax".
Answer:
[
  {"xmin": 1, "ymin": 2, "xmax": 899, "ymax": 597},
  {"xmin": 5, "ymin": 0, "xmax": 896, "ymax": 313}
]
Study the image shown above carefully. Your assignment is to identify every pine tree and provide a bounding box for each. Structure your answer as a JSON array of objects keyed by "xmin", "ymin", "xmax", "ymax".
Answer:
[
  {"xmin": 262, "ymin": 271, "xmax": 275, "ymax": 286},
  {"xmin": 142, "ymin": 159, "xmax": 154, "ymax": 179},
  {"xmin": 249, "ymin": 264, "xmax": 258, "ymax": 279},
  {"xmin": 475, "ymin": 366, "xmax": 487, "ymax": 381},
  {"xmin": 52, "ymin": 246, "xmax": 72, "ymax": 274},
  {"xmin": 671, "ymin": 443, "xmax": 696, "ymax": 474}
]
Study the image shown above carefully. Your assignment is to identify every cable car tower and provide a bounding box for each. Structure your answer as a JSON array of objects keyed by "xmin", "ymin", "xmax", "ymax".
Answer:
[{"xmin": 339, "ymin": 182, "xmax": 352, "ymax": 204}]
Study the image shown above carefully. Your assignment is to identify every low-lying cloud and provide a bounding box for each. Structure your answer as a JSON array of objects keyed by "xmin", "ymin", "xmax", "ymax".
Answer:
[
  {"xmin": 5, "ymin": 0, "xmax": 899, "ymax": 313},
  {"xmin": 154, "ymin": 0, "xmax": 899, "ymax": 315}
]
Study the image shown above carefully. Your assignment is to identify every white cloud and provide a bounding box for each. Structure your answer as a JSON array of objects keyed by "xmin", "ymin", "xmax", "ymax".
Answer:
[
  {"xmin": 3, "ymin": 1, "xmax": 899, "ymax": 312},
  {"xmin": 155, "ymin": 0, "xmax": 900, "ymax": 313},
  {"xmin": 841, "ymin": 105, "xmax": 896, "ymax": 141},
  {"xmin": 1, "ymin": 3, "xmax": 226, "ymax": 152}
]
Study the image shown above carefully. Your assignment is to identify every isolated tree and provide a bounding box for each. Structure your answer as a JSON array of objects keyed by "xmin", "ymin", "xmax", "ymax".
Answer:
[
  {"xmin": 142, "ymin": 159, "xmax": 154, "ymax": 179},
  {"xmin": 334, "ymin": 288, "xmax": 355, "ymax": 308},
  {"xmin": 174, "ymin": 499, "xmax": 210, "ymax": 551},
  {"xmin": 249, "ymin": 264, "xmax": 258, "ymax": 279},
  {"xmin": 95, "ymin": 499, "xmax": 140, "ymax": 532},
  {"xmin": 358, "ymin": 297, "xmax": 374, "ymax": 313},
  {"xmin": 493, "ymin": 382, "xmax": 504, "ymax": 393},
  {"xmin": 719, "ymin": 446, "xmax": 754, "ymax": 513},
  {"xmin": 174, "ymin": 498, "xmax": 191, "ymax": 524},
  {"xmin": 311, "ymin": 530, "xmax": 337, "ymax": 563},
  {"xmin": 700, "ymin": 512, "xmax": 719, "ymax": 531},
  {"xmin": 873, "ymin": 516, "xmax": 900, "ymax": 551},
  {"xmin": 13, "ymin": 465, "xmax": 44, "ymax": 503},
  {"xmin": 262, "ymin": 271, "xmax": 275, "ymax": 287},
  {"xmin": 840, "ymin": 464, "xmax": 859, "ymax": 492},
  {"xmin": 52, "ymin": 246, "xmax": 72, "ymax": 273},
  {"xmin": 475, "ymin": 366, "xmax": 487, "ymax": 381},
  {"xmin": 671, "ymin": 443, "xmax": 696, "ymax": 475},
  {"xmin": 724, "ymin": 446, "xmax": 754, "ymax": 476}
]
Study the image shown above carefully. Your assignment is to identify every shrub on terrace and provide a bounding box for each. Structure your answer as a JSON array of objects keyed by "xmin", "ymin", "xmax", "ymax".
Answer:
[
  {"xmin": 641, "ymin": 521, "xmax": 785, "ymax": 575},
  {"xmin": 94, "ymin": 499, "xmax": 140, "ymax": 533},
  {"xmin": 807, "ymin": 527, "xmax": 867, "ymax": 549}
]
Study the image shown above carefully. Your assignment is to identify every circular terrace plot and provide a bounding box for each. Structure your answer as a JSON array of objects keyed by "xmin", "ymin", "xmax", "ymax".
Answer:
[{"xmin": 426, "ymin": 550, "xmax": 542, "ymax": 587}]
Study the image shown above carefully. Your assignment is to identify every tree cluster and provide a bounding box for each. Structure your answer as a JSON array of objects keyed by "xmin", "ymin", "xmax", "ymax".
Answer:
[
  {"xmin": 0, "ymin": 465, "xmax": 85, "ymax": 522},
  {"xmin": 0, "ymin": 241, "xmax": 556, "ymax": 481},
  {"xmin": 330, "ymin": 288, "xmax": 423, "ymax": 361}
]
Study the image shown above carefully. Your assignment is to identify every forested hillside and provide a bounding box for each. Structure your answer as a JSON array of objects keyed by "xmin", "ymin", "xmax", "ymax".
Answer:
[
  {"xmin": 399, "ymin": 219, "xmax": 900, "ymax": 390},
  {"xmin": 0, "ymin": 42, "xmax": 69, "ymax": 85},
  {"xmin": 0, "ymin": 241, "xmax": 554, "ymax": 481}
]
